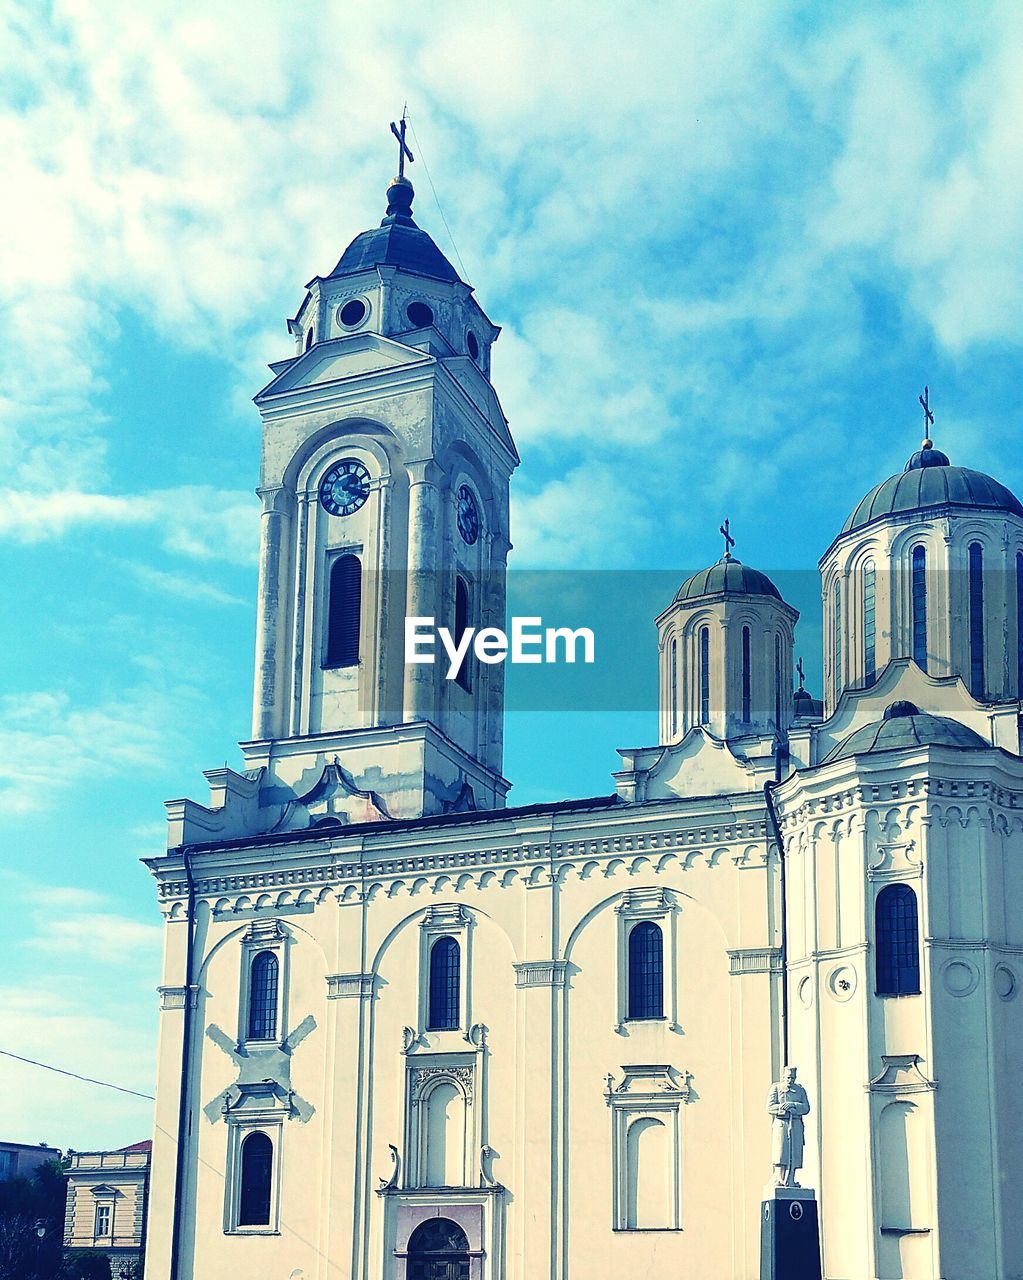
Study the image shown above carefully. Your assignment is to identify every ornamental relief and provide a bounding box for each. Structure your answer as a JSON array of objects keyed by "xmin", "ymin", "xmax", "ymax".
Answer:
[{"xmin": 409, "ymin": 1064, "xmax": 474, "ymax": 1105}]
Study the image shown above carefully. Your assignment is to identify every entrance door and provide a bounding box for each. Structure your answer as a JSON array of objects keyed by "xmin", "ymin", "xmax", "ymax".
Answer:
[{"xmin": 407, "ymin": 1217, "xmax": 471, "ymax": 1280}]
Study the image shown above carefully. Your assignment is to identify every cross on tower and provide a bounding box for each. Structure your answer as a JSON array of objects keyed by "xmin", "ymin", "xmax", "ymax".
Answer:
[
  {"xmin": 390, "ymin": 113, "xmax": 414, "ymax": 180},
  {"xmin": 796, "ymin": 657, "xmax": 805, "ymax": 692},
  {"xmin": 919, "ymin": 385, "xmax": 935, "ymax": 438},
  {"xmin": 719, "ymin": 518, "xmax": 735, "ymax": 560}
]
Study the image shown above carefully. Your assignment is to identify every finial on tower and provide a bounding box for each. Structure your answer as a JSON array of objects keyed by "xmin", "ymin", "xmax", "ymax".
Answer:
[
  {"xmin": 796, "ymin": 656, "xmax": 805, "ymax": 692},
  {"xmin": 385, "ymin": 110, "xmax": 416, "ymax": 224},
  {"xmin": 918, "ymin": 384, "xmax": 935, "ymax": 449},
  {"xmin": 719, "ymin": 517, "xmax": 735, "ymax": 561}
]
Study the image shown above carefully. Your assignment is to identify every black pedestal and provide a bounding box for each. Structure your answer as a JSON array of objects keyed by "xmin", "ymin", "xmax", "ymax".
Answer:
[{"xmin": 760, "ymin": 1189, "xmax": 822, "ymax": 1280}]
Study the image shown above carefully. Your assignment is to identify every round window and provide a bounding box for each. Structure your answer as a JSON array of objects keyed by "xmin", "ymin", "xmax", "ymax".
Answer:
[
  {"xmin": 338, "ymin": 298, "xmax": 367, "ymax": 328},
  {"xmin": 406, "ymin": 301, "xmax": 434, "ymax": 328},
  {"xmin": 466, "ymin": 330, "xmax": 480, "ymax": 362}
]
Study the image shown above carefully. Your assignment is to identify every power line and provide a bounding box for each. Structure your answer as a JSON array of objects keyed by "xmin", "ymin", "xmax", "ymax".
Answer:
[
  {"xmin": 0, "ymin": 1048, "xmax": 154, "ymax": 1101},
  {"xmin": 406, "ymin": 115, "xmax": 470, "ymax": 283}
]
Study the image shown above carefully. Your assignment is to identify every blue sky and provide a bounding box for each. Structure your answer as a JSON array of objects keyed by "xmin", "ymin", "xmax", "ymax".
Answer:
[{"xmin": 2, "ymin": 0, "xmax": 1023, "ymax": 1149}]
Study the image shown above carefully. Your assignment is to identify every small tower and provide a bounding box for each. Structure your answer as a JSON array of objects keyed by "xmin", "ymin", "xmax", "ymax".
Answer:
[
  {"xmin": 657, "ymin": 530, "xmax": 798, "ymax": 743},
  {"xmin": 246, "ymin": 152, "xmax": 519, "ymax": 820}
]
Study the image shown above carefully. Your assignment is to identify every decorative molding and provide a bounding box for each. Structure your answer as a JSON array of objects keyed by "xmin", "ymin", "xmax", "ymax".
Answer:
[
  {"xmin": 409, "ymin": 1064, "xmax": 474, "ymax": 1105},
  {"xmin": 158, "ymin": 985, "xmax": 196, "ymax": 1011},
  {"xmin": 868, "ymin": 1054, "xmax": 936, "ymax": 1095},
  {"xmin": 220, "ymin": 1079, "xmax": 295, "ymax": 1120},
  {"xmin": 728, "ymin": 947, "xmax": 783, "ymax": 976},
  {"xmin": 867, "ymin": 840, "xmax": 922, "ymax": 882},
  {"xmin": 326, "ymin": 972, "xmax": 375, "ymax": 1000},
  {"xmin": 514, "ymin": 960, "xmax": 569, "ymax": 988},
  {"xmin": 421, "ymin": 903, "xmax": 472, "ymax": 931},
  {"xmin": 240, "ymin": 918, "xmax": 286, "ymax": 945},
  {"xmin": 615, "ymin": 887, "xmax": 672, "ymax": 917},
  {"xmin": 604, "ymin": 1063, "xmax": 693, "ymax": 1103}
]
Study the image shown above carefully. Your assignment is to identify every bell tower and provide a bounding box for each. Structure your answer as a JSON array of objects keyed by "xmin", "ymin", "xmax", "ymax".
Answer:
[{"xmin": 245, "ymin": 140, "xmax": 518, "ymax": 821}]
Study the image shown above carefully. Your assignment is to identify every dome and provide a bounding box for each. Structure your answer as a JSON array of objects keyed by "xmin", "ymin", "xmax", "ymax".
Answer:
[
  {"xmin": 674, "ymin": 556, "xmax": 782, "ymax": 603},
  {"xmin": 328, "ymin": 177, "xmax": 462, "ymax": 284},
  {"xmin": 823, "ymin": 700, "xmax": 989, "ymax": 764},
  {"xmin": 841, "ymin": 442, "xmax": 1023, "ymax": 535}
]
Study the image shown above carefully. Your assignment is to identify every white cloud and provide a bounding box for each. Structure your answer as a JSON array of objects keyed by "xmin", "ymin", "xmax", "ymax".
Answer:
[
  {"xmin": 123, "ymin": 561, "xmax": 246, "ymax": 606},
  {"xmin": 512, "ymin": 464, "xmax": 654, "ymax": 568}
]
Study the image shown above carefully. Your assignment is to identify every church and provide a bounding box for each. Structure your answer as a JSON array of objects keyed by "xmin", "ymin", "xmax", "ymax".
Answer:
[{"xmin": 143, "ymin": 137, "xmax": 1023, "ymax": 1280}]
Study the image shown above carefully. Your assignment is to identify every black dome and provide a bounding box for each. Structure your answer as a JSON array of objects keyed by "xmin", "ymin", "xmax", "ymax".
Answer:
[
  {"xmin": 824, "ymin": 701, "xmax": 989, "ymax": 764},
  {"xmin": 841, "ymin": 443, "xmax": 1023, "ymax": 535},
  {"xmin": 674, "ymin": 557, "xmax": 782, "ymax": 603},
  {"xmin": 328, "ymin": 177, "xmax": 461, "ymax": 284}
]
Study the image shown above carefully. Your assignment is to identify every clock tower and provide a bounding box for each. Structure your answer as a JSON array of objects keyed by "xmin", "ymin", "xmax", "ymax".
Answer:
[{"xmin": 237, "ymin": 161, "xmax": 518, "ymax": 827}]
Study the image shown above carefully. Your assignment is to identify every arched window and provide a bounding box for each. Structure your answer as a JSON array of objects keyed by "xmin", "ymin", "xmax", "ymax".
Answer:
[
  {"xmin": 247, "ymin": 951, "xmax": 279, "ymax": 1041},
  {"xmin": 699, "ymin": 627, "xmax": 710, "ymax": 725},
  {"xmin": 304, "ymin": 327, "xmax": 314, "ymax": 351},
  {"xmin": 627, "ymin": 921, "xmax": 664, "ymax": 1020},
  {"xmin": 427, "ymin": 936, "xmax": 460, "ymax": 1031},
  {"xmin": 774, "ymin": 634, "xmax": 782, "ymax": 727},
  {"xmin": 325, "ymin": 553, "xmax": 361, "ymax": 668},
  {"xmin": 863, "ymin": 559, "xmax": 876, "ymax": 686},
  {"xmin": 238, "ymin": 1131, "xmax": 273, "ymax": 1227},
  {"xmin": 969, "ymin": 541, "xmax": 985, "ymax": 698},
  {"xmin": 875, "ymin": 884, "xmax": 920, "ymax": 996},
  {"xmin": 741, "ymin": 626, "xmax": 751, "ymax": 723},
  {"xmin": 834, "ymin": 578, "xmax": 843, "ymax": 699},
  {"xmin": 408, "ymin": 1218, "xmax": 470, "ymax": 1278},
  {"xmin": 1017, "ymin": 553, "xmax": 1023, "ymax": 697},
  {"xmin": 454, "ymin": 575, "xmax": 472, "ymax": 691},
  {"xmin": 911, "ymin": 546, "xmax": 927, "ymax": 672},
  {"xmin": 669, "ymin": 638, "xmax": 678, "ymax": 737}
]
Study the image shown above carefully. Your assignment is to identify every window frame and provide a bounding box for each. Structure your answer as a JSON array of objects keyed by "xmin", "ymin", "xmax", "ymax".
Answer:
[
  {"xmin": 614, "ymin": 889, "xmax": 679, "ymax": 1033},
  {"xmin": 224, "ymin": 1121, "xmax": 283, "ymax": 1236},
  {"xmin": 418, "ymin": 905, "xmax": 473, "ymax": 1038},
  {"xmin": 863, "ymin": 558, "xmax": 877, "ymax": 687},
  {"xmin": 323, "ymin": 549, "xmax": 363, "ymax": 670},
  {"xmin": 237, "ymin": 920, "xmax": 289, "ymax": 1050},
  {"xmin": 427, "ymin": 935, "xmax": 462, "ymax": 1031},
  {"xmin": 968, "ymin": 540, "xmax": 985, "ymax": 699},
  {"xmin": 698, "ymin": 626, "xmax": 710, "ymax": 725},
  {"xmin": 93, "ymin": 1201, "xmax": 113, "ymax": 1240},
  {"xmin": 910, "ymin": 544, "xmax": 928, "ymax": 672},
  {"xmin": 874, "ymin": 883, "xmax": 922, "ymax": 997}
]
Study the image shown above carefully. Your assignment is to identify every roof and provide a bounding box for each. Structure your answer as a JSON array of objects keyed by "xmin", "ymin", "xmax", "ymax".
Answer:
[
  {"xmin": 328, "ymin": 176, "xmax": 462, "ymax": 284},
  {"xmin": 118, "ymin": 1140, "xmax": 152, "ymax": 1153},
  {"xmin": 823, "ymin": 700, "xmax": 989, "ymax": 764},
  {"xmin": 841, "ymin": 442, "xmax": 1023, "ymax": 535},
  {"xmin": 674, "ymin": 556, "xmax": 782, "ymax": 604}
]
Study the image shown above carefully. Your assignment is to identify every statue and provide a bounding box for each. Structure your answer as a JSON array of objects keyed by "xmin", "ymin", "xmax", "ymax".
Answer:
[{"xmin": 766, "ymin": 1065, "xmax": 810, "ymax": 1188}]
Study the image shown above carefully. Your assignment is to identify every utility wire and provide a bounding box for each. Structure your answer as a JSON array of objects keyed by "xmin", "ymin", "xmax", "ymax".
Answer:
[
  {"xmin": 0, "ymin": 1048, "xmax": 155, "ymax": 1101},
  {"xmin": 406, "ymin": 115, "xmax": 470, "ymax": 283}
]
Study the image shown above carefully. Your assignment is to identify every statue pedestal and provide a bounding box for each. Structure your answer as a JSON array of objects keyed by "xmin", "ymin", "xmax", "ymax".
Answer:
[{"xmin": 760, "ymin": 1187, "xmax": 822, "ymax": 1280}]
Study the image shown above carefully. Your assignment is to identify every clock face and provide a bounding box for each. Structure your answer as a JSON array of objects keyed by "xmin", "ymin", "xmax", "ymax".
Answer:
[
  {"xmin": 456, "ymin": 485, "xmax": 480, "ymax": 545},
  {"xmin": 319, "ymin": 459, "xmax": 371, "ymax": 517}
]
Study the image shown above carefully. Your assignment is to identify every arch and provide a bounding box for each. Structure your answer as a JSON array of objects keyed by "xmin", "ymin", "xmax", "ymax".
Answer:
[
  {"xmin": 423, "ymin": 1082, "xmax": 465, "ymax": 1188},
  {"xmin": 627, "ymin": 921, "xmax": 664, "ymax": 1019},
  {"xmin": 247, "ymin": 950, "xmax": 279, "ymax": 1040},
  {"xmin": 427, "ymin": 936, "xmax": 460, "ymax": 1030},
  {"xmin": 454, "ymin": 575, "xmax": 472, "ymax": 691},
  {"xmin": 626, "ymin": 1116, "xmax": 670, "ymax": 1229},
  {"xmin": 878, "ymin": 1101, "xmax": 928, "ymax": 1231},
  {"xmin": 911, "ymin": 544, "xmax": 928, "ymax": 671},
  {"xmin": 968, "ymin": 541, "xmax": 984, "ymax": 698},
  {"xmin": 238, "ymin": 1130, "xmax": 273, "ymax": 1226},
  {"xmin": 325, "ymin": 553, "xmax": 361, "ymax": 668},
  {"xmin": 407, "ymin": 1217, "xmax": 470, "ymax": 1278},
  {"xmin": 699, "ymin": 625, "xmax": 710, "ymax": 724},
  {"xmin": 875, "ymin": 884, "xmax": 920, "ymax": 995}
]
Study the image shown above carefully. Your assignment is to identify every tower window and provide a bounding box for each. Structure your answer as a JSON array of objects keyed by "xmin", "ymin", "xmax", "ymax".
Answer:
[
  {"xmin": 247, "ymin": 951, "xmax": 279, "ymax": 1041},
  {"xmin": 466, "ymin": 330, "xmax": 480, "ymax": 363},
  {"xmin": 238, "ymin": 1131, "xmax": 273, "ymax": 1227},
  {"xmin": 304, "ymin": 327, "xmax": 314, "ymax": 351},
  {"xmin": 427, "ymin": 936, "xmax": 460, "ymax": 1031},
  {"xmin": 325, "ymin": 553, "xmax": 362, "ymax": 668},
  {"xmin": 454, "ymin": 575, "xmax": 472, "ymax": 692},
  {"xmin": 669, "ymin": 638, "xmax": 678, "ymax": 737},
  {"xmin": 875, "ymin": 884, "xmax": 921, "ymax": 996},
  {"xmin": 338, "ymin": 298, "xmax": 367, "ymax": 328},
  {"xmin": 627, "ymin": 921, "xmax": 664, "ymax": 1020},
  {"xmin": 1016, "ymin": 553, "xmax": 1023, "ymax": 697},
  {"xmin": 911, "ymin": 546, "xmax": 927, "ymax": 672},
  {"xmin": 969, "ymin": 541, "xmax": 984, "ymax": 699},
  {"xmin": 774, "ymin": 633, "xmax": 782, "ymax": 727},
  {"xmin": 834, "ymin": 578, "xmax": 843, "ymax": 700},
  {"xmin": 741, "ymin": 626, "xmax": 751, "ymax": 723},
  {"xmin": 863, "ymin": 560, "xmax": 876, "ymax": 687},
  {"xmin": 406, "ymin": 301, "xmax": 434, "ymax": 328},
  {"xmin": 699, "ymin": 626, "xmax": 710, "ymax": 725}
]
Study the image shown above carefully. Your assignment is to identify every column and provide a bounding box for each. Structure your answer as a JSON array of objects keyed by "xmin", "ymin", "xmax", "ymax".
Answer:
[
  {"xmin": 403, "ymin": 459, "xmax": 444, "ymax": 725},
  {"xmin": 251, "ymin": 485, "xmax": 291, "ymax": 740}
]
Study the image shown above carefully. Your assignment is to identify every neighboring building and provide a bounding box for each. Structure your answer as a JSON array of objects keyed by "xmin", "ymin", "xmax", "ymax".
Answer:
[
  {"xmin": 0, "ymin": 1140, "xmax": 59, "ymax": 1181},
  {"xmin": 142, "ymin": 149, "xmax": 1023, "ymax": 1280},
  {"xmin": 64, "ymin": 1141, "xmax": 151, "ymax": 1279}
]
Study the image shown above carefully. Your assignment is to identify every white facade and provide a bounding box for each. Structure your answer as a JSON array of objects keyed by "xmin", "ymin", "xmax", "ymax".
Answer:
[{"xmin": 143, "ymin": 172, "xmax": 1023, "ymax": 1280}]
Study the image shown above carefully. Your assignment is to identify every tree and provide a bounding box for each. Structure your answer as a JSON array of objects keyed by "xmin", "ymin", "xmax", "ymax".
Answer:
[
  {"xmin": 60, "ymin": 1253, "xmax": 112, "ymax": 1280},
  {"xmin": 0, "ymin": 1158, "xmax": 67, "ymax": 1280}
]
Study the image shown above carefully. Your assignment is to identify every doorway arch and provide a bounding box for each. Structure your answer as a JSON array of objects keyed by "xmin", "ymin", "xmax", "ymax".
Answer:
[{"xmin": 407, "ymin": 1217, "xmax": 470, "ymax": 1280}]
